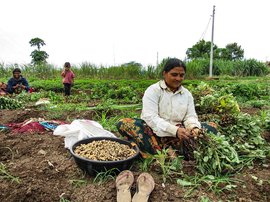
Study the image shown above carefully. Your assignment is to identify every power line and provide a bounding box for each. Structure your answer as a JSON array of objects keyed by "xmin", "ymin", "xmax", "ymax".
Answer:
[
  {"xmin": 209, "ymin": 5, "xmax": 216, "ymax": 77},
  {"xmin": 199, "ymin": 16, "xmax": 212, "ymax": 41}
]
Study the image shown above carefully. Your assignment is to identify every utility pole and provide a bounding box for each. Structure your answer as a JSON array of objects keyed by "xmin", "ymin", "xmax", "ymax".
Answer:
[{"xmin": 209, "ymin": 5, "xmax": 215, "ymax": 77}]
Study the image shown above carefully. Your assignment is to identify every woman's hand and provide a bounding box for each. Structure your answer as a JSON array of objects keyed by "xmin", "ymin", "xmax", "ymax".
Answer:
[
  {"xmin": 176, "ymin": 128, "xmax": 191, "ymax": 141},
  {"xmin": 13, "ymin": 84, "xmax": 19, "ymax": 89},
  {"xmin": 191, "ymin": 128, "xmax": 200, "ymax": 136},
  {"xmin": 190, "ymin": 127, "xmax": 203, "ymax": 139}
]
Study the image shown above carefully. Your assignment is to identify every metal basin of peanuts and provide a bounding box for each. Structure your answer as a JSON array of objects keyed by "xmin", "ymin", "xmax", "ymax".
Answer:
[{"xmin": 70, "ymin": 137, "xmax": 140, "ymax": 175}]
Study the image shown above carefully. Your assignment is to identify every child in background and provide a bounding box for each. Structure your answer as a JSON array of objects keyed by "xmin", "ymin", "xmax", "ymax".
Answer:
[{"xmin": 61, "ymin": 62, "xmax": 75, "ymax": 97}]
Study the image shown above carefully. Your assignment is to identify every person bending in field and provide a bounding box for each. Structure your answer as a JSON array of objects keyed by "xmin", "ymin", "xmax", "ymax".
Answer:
[
  {"xmin": 7, "ymin": 68, "xmax": 30, "ymax": 94},
  {"xmin": 61, "ymin": 62, "xmax": 75, "ymax": 97},
  {"xmin": 117, "ymin": 58, "xmax": 217, "ymax": 160}
]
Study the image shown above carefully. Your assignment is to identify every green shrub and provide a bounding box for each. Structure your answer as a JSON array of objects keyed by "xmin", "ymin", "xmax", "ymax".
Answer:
[
  {"xmin": 0, "ymin": 97, "xmax": 22, "ymax": 109},
  {"xmin": 232, "ymin": 59, "xmax": 269, "ymax": 76}
]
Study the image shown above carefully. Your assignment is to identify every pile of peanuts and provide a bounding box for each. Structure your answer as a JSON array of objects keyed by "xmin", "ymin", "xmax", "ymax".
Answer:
[{"xmin": 74, "ymin": 140, "xmax": 137, "ymax": 161}]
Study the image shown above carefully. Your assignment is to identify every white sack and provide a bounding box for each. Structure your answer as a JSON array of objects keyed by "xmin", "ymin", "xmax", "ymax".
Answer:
[{"xmin": 53, "ymin": 119, "xmax": 116, "ymax": 149}]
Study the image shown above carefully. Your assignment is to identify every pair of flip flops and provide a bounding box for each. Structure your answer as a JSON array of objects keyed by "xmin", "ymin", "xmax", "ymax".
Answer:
[{"xmin": 116, "ymin": 170, "xmax": 155, "ymax": 202}]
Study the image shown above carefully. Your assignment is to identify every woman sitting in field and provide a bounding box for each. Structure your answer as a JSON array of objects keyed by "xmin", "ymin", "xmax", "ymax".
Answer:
[
  {"xmin": 7, "ymin": 68, "xmax": 30, "ymax": 94},
  {"xmin": 117, "ymin": 58, "xmax": 216, "ymax": 160}
]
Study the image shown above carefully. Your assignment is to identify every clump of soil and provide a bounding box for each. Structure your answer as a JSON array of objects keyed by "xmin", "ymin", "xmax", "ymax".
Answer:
[
  {"xmin": 0, "ymin": 109, "xmax": 45, "ymax": 124},
  {"xmin": 263, "ymin": 131, "xmax": 270, "ymax": 143}
]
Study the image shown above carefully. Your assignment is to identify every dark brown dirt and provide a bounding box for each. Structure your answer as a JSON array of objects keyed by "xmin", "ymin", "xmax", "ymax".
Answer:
[
  {"xmin": 240, "ymin": 107, "xmax": 261, "ymax": 115},
  {"xmin": 0, "ymin": 109, "xmax": 270, "ymax": 202},
  {"xmin": 263, "ymin": 131, "xmax": 270, "ymax": 143}
]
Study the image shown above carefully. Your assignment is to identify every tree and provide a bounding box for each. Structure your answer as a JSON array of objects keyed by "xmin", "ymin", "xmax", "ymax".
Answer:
[
  {"xmin": 221, "ymin": 43, "xmax": 244, "ymax": 60},
  {"xmin": 186, "ymin": 40, "xmax": 244, "ymax": 61},
  {"xmin": 122, "ymin": 61, "xmax": 143, "ymax": 68},
  {"xmin": 29, "ymin": 38, "xmax": 46, "ymax": 50},
  {"xmin": 30, "ymin": 50, "xmax": 49, "ymax": 64},
  {"xmin": 186, "ymin": 40, "xmax": 218, "ymax": 60},
  {"xmin": 29, "ymin": 37, "xmax": 49, "ymax": 64}
]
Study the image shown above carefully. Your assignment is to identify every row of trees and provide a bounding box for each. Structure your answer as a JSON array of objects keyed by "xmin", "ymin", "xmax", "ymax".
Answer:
[
  {"xmin": 186, "ymin": 40, "xmax": 244, "ymax": 61},
  {"xmin": 28, "ymin": 38, "xmax": 245, "ymax": 66}
]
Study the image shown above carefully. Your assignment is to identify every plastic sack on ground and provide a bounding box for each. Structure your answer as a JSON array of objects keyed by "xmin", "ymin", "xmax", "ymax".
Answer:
[
  {"xmin": 53, "ymin": 119, "xmax": 116, "ymax": 149},
  {"xmin": 35, "ymin": 98, "xmax": 50, "ymax": 106}
]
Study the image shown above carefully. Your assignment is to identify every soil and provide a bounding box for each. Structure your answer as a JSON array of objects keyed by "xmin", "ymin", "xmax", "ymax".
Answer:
[
  {"xmin": 240, "ymin": 107, "xmax": 261, "ymax": 115},
  {"xmin": 0, "ymin": 109, "xmax": 270, "ymax": 202}
]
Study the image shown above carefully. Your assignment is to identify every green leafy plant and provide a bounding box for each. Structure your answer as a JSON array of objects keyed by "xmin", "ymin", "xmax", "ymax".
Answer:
[
  {"xmin": 0, "ymin": 97, "xmax": 22, "ymax": 109},
  {"xmin": 246, "ymin": 100, "xmax": 267, "ymax": 109},
  {"xmin": 139, "ymin": 157, "xmax": 154, "ymax": 172},
  {"xmin": 152, "ymin": 149, "xmax": 183, "ymax": 183},
  {"xmin": 260, "ymin": 110, "xmax": 270, "ymax": 130},
  {"xmin": 194, "ymin": 132, "xmax": 240, "ymax": 176},
  {"xmin": 195, "ymin": 111, "xmax": 270, "ymax": 177},
  {"xmin": 189, "ymin": 82, "xmax": 214, "ymax": 100},
  {"xmin": 221, "ymin": 113, "xmax": 269, "ymax": 168},
  {"xmin": 197, "ymin": 93, "xmax": 240, "ymax": 115}
]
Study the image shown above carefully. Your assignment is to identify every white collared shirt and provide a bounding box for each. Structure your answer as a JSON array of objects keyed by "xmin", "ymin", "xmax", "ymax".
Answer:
[{"xmin": 141, "ymin": 80, "xmax": 201, "ymax": 137}]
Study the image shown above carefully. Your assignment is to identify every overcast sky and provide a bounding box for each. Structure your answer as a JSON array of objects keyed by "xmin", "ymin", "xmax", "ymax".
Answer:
[{"xmin": 1, "ymin": 0, "xmax": 269, "ymax": 67}]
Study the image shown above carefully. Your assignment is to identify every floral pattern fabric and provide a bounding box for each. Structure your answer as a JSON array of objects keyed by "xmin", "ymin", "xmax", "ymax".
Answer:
[{"xmin": 117, "ymin": 118, "xmax": 204, "ymax": 160}]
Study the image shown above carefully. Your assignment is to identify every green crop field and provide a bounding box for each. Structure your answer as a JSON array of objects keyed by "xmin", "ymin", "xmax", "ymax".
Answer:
[{"xmin": 0, "ymin": 62, "xmax": 270, "ymax": 201}]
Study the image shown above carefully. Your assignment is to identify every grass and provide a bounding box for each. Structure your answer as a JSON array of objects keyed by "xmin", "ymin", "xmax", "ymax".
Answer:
[
  {"xmin": 199, "ymin": 196, "xmax": 212, "ymax": 202},
  {"xmin": 69, "ymin": 179, "xmax": 87, "ymax": 188},
  {"xmin": 59, "ymin": 194, "xmax": 71, "ymax": 202},
  {"xmin": 178, "ymin": 174, "xmax": 241, "ymax": 197},
  {"xmin": 0, "ymin": 163, "xmax": 20, "ymax": 183},
  {"xmin": 94, "ymin": 111, "xmax": 121, "ymax": 132},
  {"xmin": 1, "ymin": 58, "xmax": 269, "ymax": 80},
  {"xmin": 93, "ymin": 168, "xmax": 119, "ymax": 185},
  {"xmin": 138, "ymin": 157, "xmax": 154, "ymax": 172}
]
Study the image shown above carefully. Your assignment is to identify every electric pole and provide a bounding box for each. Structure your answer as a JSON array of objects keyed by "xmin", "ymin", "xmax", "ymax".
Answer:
[{"xmin": 209, "ymin": 5, "xmax": 215, "ymax": 77}]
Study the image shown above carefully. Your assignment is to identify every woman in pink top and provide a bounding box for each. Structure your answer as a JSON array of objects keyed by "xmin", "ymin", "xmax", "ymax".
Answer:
[{"xmin": 61, "ymin": 62, "xmax": 75, "ymax": 96}]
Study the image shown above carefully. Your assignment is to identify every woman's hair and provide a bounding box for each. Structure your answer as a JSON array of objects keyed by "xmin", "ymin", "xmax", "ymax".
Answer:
[
  {"xmin": 12, "ymin": 68, "xmax": 21, "ymax": 74},
  {"xmin": 64, "ymin": 62, "xmax": 71, "ymax": 68},
  {"xmin": 163, "ymin": 58, "xmax": 186, "ymax": 73}
]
